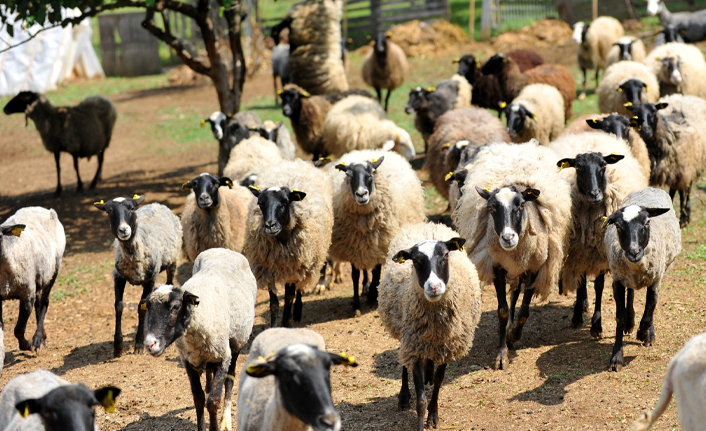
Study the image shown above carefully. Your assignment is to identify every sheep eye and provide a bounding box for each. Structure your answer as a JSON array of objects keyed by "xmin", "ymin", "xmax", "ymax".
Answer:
[{"xmin": 519, "ymin": 202, "xmax": 525, "ymax": 209}]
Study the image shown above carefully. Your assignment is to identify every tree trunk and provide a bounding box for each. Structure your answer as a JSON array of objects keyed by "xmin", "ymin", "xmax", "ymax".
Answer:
[{"xmin": 224, "ymin": 1, "xmax": 246, "ymax": 114}]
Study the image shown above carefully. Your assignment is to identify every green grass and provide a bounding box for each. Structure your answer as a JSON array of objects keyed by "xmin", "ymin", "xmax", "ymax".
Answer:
[{"xmin": 51, "ymin": 261, "xmax": 113, "ymax": 301}]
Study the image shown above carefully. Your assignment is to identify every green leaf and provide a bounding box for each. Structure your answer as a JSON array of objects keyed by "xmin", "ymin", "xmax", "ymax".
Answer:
[
  {"xmin": 145, "ymin": 0, "xmax": 156, "ymax": 6},
  {"xmin": 219, "ymin": 6, "xmax": 224, "ymax": 16}
]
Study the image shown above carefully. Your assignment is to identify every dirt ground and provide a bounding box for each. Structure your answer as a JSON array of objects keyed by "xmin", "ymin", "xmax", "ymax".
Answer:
[{"xmin": 0, "ymin": 37, "xmax": 703, "ymax": 431}]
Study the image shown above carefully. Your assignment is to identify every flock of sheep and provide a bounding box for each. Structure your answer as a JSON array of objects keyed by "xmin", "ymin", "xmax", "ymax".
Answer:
[{"xmin": 3, "ymin": 0, "xmax": 706, "ymax": 429}]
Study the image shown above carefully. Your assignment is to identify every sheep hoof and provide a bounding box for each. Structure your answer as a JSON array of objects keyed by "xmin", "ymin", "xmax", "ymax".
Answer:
[
  {"xmin": 355, "ymin": 309, "xmax": 362, "ymax": 317},
  {"xmin": 570, "ymin": 315, "xmax": 584, "ymax": 329},
  {"xmin": 398, "ymin": 391, "xmax": 411, "ymax": 411},
  {"xmin": 17, "ymin": 338, "xmax": 32, "ymax": 351},
  {"xmin": 590, "ymin": 317, "xmax": 603, "ymax": 339},
  {"xmin": 334, "ymin": 275, "xmax": 343, "ymax": 284},
  {"xmin": 313, "ymin": 284, "xmax": 326, "ymax": 295},
  {"xmin": 578, "ymin": 92, "xmax": 587, "ymax": 101},
  {"xmin": 133, "ymin": 344, "xmax": 145, "ymax": 355},
  {"xmin": 426, "ymin": 411, "xmax": 439, "ymax": 428},
  {"xmin": 220, "ymin": 414, "xmax": 232, "ymax": 431},
  {"xmin": 495, "ymin": 348, "xmax": 509, "ymax": 370},
  {"xmin": 609, "ymin": 350, "xmax": 623, "ymax": 372},
  {"xmin": 636, "ymin": 325, "xmax": 655, "ymax": 346}
]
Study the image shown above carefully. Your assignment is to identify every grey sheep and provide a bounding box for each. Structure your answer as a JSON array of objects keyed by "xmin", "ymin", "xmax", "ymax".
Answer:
[
  {"xmin": 3, "ymin": 91, "xmax": 116, "ymax": 197},
  {"xmin": 143, "ymin": 248, "xmax": 257, "ymax": 431},
  {"xmin": 201, "ymin": 111, "xmax": 262, "ymax": 177},
  {"xmin": 604, "ymin": 188, "xmax": 681, "ymax": 371},
  {"xmin": 0, "ymin": 207, "xmax": 65, "ymax": 374},
  {"xmin": 647, "ymin": 0, "xmax": 706, "ymax": 43},
  {"xmin": 94, "ymin": 195, "xmax": 182, "ymax": 358},
  {"xmin": 653, "ymin": 25, "xmax": 685, "ymax": 48}
]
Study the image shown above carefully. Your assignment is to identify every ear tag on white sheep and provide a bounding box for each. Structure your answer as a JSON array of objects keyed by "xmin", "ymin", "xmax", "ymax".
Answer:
[
  {"xmin": 21, "ymin": 404, "xmax": 30, "ymax": 418},
  {"xmin": 532, "ymin": 114, "xmax": 537, "ymax": 120},
  {"xmin": 601, "ymin": 216, "xmax": 609, "ymax": 229},
  {"xmin": 655, "ymin": 57, "xmax": 660, "ymax": 61},
  {"xmin": 10, "ymin": 226, "xmax": 24, "ymax": 237},
  {"xmin": 484, "ymin": 187, "xmax": 490, "ymax": 191},
  {"xmin": 557, "ymin": 161, "xmax": 570, "ymax": 172},
  {"xmin": 445, "ymin": 172, "xmax": 454, "ymax": 181},
  {"xmin": 372, "ymin": 158, "xmax": 380, "ymax": 163}
]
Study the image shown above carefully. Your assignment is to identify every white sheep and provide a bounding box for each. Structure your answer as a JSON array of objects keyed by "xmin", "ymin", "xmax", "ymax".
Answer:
[
  {"xmin": 379, "ymin": 222, "xmax": 481, "ymax": 430},
  {"xmin": 237, "ymin": 327, "xmax": 358, "ymax": 431},
  {"xmin": 0, "ymin": 207, "xmax": 65, "ymax": 373},
  {"xmin": 503, "ymin": 83, "xmax": 565, "ymax": 144},
  {"xmin": 572, "ymin": 17, "xmax": 625, "ymax": 98},
  {"xmin": 143, "ymin": 248, "xmax": 257, "ymax": 431},
  {"xmin": 643, "ymin": 42, "xmax": 706, "ymax": 98},
  {"xmin": 452, "ymin": 140, "xmax": 573, "ymax": 369},
  {"xmin": 94, "ymin": 195, "xmax": 182, "ymax": 358},
  {"xmin": 605, "ymin": 36, "xmax": 647, "ymax": 69},
  {"xmin": 604, "ymin": 188, "xmax": 681, "ymax": 371},
  {"xmin": 597, "ymin": 61, "xmax": 660, "ymax": 116},
  {"xmin": 261, "ymin": 120, "xmax": 296, "ymax": 160},
  {"xmin": 222, "ymin": 136, "xmax": 284, "ymax": 184},
  {"xmin": 327, "ymin": 149, "xmax": 426, "ymax": 315}
]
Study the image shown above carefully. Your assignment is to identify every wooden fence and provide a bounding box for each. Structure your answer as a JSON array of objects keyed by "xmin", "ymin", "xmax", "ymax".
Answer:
[{"xmin": 98, "ymin": 12, "xmax": 163, "ymax": 77}]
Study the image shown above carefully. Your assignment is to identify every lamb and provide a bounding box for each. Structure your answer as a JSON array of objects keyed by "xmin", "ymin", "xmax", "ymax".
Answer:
[
  {"xmin": 181, "ymin": 173, "xmax": 250, "ymax": 263},
  {"xmin": 627, "ymin": 94, "xmax": 706, "ymax": 226},
  {"xmin": 653, "ymin": 25, "xmax": 685, "ymax": 48},
  {"xmin": 605, "ymin": 37, "xmax": 647, "ymax": 69},
  {"xmin": 271, "ymin": 43, "xmax": 290, "ymax": 105},
  {"xmin": 143, "ymin": 248, "xmax": 257, "ymax": 431},
  {"xmin": 452, "ymin": 140, "xmax": 573, "ymax": 369},
  {"xmin": 503, "ymin": 83, "xmax": 565, "ymax": 144},
  {"xmin": 0, "ymin": 370, "xmax": 120, "ymax": 431},
  {"xmin": 379, "ymin": 222, "xmax": 481, "ymax": 431},
  {"xmin": 322, "ymin": 95, "xmax": 416, "ymax": 160},
  {"xmin": 237, "ymin": 327, "xmax": 358, "ymax": 431},
  {"xmin": 3, "ymin": 91, "xmax": 116, "ymax": 196},
  {"xmin": 201, "ymin": 111, "xmax": 262, "ymax": 176},
  {"xmin": 0, "ymin": 207, "xmax": 65, "ymax": 373},
  {"xmin": 597, "ymin": 61, "xmax": 660, "ymax": 116},
  {"xmin": 647, "ymin": 0, "xmax": 706, "ymax": 43},
  {"xmin": 549, "ymin": 132, "xmax": 647, "ymax": 338},
  {"xmin": 643, "ymin": 42, "xmax": 706, "ymax": 97},
  {"xmin": 94, "ymin": 195, "xmax": 182, "ymax": 357},
  {"xmin": 362, "ymin": 32, "xmax": 409, "ymax": 111},
  {"xmin": 629, "ymin": 331, "xmax": 706, "ymax": 431},
  {"xmin": 603, "ymin": 188, "xmax": 681, "ymax": 371},
  {"xmin": 222, "ymin": 136, "xmax": 284, "ymax": 182},
  {"xmin": 327, "ymin": 150, "xmax": 426, "ymax": 315},
  {"xmin": 482, "ymin": 53, "xmax": 576, "ymax": 119},
  {"xmin": 425, "ymin": 107, "xmax": 509, "ymax": 200},
  {"xmin": 243, "ymin": 159, "xmax": 333, "ymax": 327},
  {"xmin": 572, "ymin": 17, "xmax": 625, "ymax": 98}
]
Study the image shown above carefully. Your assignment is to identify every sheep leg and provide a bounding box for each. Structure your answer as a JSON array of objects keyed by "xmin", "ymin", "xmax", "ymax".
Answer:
[
  {"xmin": 32, "ymin": 274, "xmax": 56, "ymax": 350},
  {"xmin": 610, "ymin": 280, "xmax": 627, "ymax": 371},
  {"xmin": 493, "ymin": 268, "xmax": 510, "ymax": 370},
  {"xmin": 579, "ymin": 68, "xmax": 587, "ymax": 100},
  {"xmin": 362, "ymin": 270, "xmax": 370, "ymax": 296},
  {"xmin": 426, "ymin": 363, "xmax": 447, "ymax": 429},
  {"xmin": 678, "ymin": 189, "xmax": 690, "ymax": 227},
  {"xmin": 72, "ymin": 154, "xmax": 84, "ymax": 193},
  {"xmin": 684, "ymin": 190, "xmax": 691, "ymax": 225},
  {"xmin": 367, "ymin": 264, "xmax": 381, "ymax": 305},
  {"xmin": 412, "ymin": 359, "xmax": 427, "ymax": 431},
  {"xmin": 384, "ymin": 89, "xmax": 392, "ymax": 112},
  {"xmin": 571, "ymin": 276, "xmax": 588, "ymax": 328},
  {"xmin": 505, "ymin": 283, "xmax": 521, "ymax": 347},
  {"xmin": 423, "ymin": 359, "xmax": 434, "ymax": 386},
  {"xmin": 220, "ymin": 340, "xmax": 239, "ymax": 431},
  {"xmin": 590, "ymin": 272, "xmax": 605, "ymax": 338},
  {"xmin": 14, "ymin": 295, "xmax": 34, "ymax": 351},
  {"xmin": 134, "ymin": 282, "xmax": 154, "ymax": 354},
  {"xmin": 594, "ymin": 68, "xmax": 600, "ymax": 87},
  {"xmin": 281, "ymin": 283, "xmax": 295, "ymax": 328},
  {"xmin": 53, "ymin": 151, "xmax": 62, "ymax": 197},
  {"xmin": 314, "ymin": 261, "xmax": 328, "ymax": 295},
  {"xmin": 166, "ymin": 263, "xmax": 176, "ymax": 285},
  {"xmin": 205, "ymin": 367, "xmax": 214, "ymax": 394},
  {"xmin": 625, "ymin": 288, "xmax": 635, "ymax": 334},
  {"xmin": 375, "ymin": 87, "xmax": 382, "ymax": 105},
  {"xmin": 293, "ymin": 288, "xmax": 303, "ymax": 322},
  {"xmin": 89, "ymin": 151, "xmax": 104, "ymax": 190},
  {"xmin": 185, "ymin": 361, "xmax": 207, "ymax": 431},
  {"xmin": 351, "ymin": 265, "xmax": 362, "ymax": 315},
  {"xmin": 268, "ymin": 285, "xmax": 279, "ymax": 328},
  {"xmin": 273, "ymin": 75, "xmax": 278, "ymax": 105},
  {"xmin": 207, "ymin": 362, "xmax": 226, "ymax": 431},
  {"xmin": 113, "ymin": 275, "xmax": 127, "ymax": 357},
  {"xmin": 398, "ymin": 366, "xmax": 411, "ymax": 410},
  {"xmin": 510, "ymin": 286, "xmax": 535, "ymax": 344},
  {"xmin": 333, "ymin": 261, "xmax": 343, "ymax": 284},
  {"xmin": 637, "ymin": 284, "xmax": 659, "ymax": 346}
]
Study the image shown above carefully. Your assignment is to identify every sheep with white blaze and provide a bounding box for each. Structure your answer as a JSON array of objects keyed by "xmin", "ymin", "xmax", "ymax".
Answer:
[
  {"xmin": 643, "ymin": 42, "xmax": 706, "ymax": 98},
  {"xmin": 550, "ymin": 132, "xmax": 647, "ymax": 338},
  {"xmin": 603, "ymin": 188, "xmax": 681, "ymax": 371},
  {"xmin": 237, "ymin": 327, "xmax": 358, "ymax": 431},
  {"xmin": 243, "ymin": 160, "xmax": 334, "ymax": 327},
  {"xmin": 572, "ymin": 17, "xmax": 625, "ymax": 98},
  {"xmin": 94, "ymin": 195, "xmax": 182, "ymax": 357},
  {"xmin": 0, "ymin": 207, "xmax": 65, "ymax": 373},
  {"xmin": 605, "ymin": 37, "xmax": 647, "ymax": 69},
  {"xmin": 328, "ymin": 150, "xmax": 426, "ymax": 315},
  {"xmin": 597, "ymin": 61, "xmax": 660, "ymax": 116},
  {"xmin": 143, "ymin": 248, "xmax": 256, "ymax": 431},
  {"xmin": 503, "ymin": 83, "xmax": 565, "ymax": 144},
  {"xmin": 379, "ymin": 222, "xmax": 481, "ymax": 431},
  {"xmin": 0, "ymin": 369, "xmax": 120, "ymax": 431},
  {"xmin": 452, "ymin": 140, "xmax": 573, "ymax": 369}
]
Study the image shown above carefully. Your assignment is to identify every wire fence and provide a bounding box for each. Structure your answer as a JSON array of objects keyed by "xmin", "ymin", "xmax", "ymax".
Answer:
[{"xmin": 497, "ymin": 0, "xmax": 558, "ymax": 32}]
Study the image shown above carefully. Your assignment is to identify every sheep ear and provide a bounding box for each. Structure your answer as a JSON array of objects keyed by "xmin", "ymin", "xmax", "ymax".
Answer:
[
  {"xmin": 371, "ymin": 156, "xmax": 384, "ymax": 169},
  {"xmin": 94, "ymin": 200, "xmax": 108, "ymax": 211},
  {"xmin": 329, "ymin": 352, "xmax": 358, "ymax": 367},
  {"xmin": 556, "ymin": 158, "xmax": 575, "ymax": 171},
  {"xmin": 219, "ymin": 177, "xmax": 234, "ymax": 189},
  {"xmin": 248, "ymin": 185, "xmax": 261, "ymax": 197},
  {"xmin": 475, "ymin": 186, "xmax": 492, "ymax": 200},
  {"xmin": 586, "ymin": 118, "xmax": 603, "ymax": 130},
  {"xmin": 522, "ymin": 188, "xmax": 540, "ymax": 201},
  {"xmin": 132, "ymin": 194, "xmax": 146, "ymax": 205},
  {"xmin": 182, "ymin": 181, "xmax": 193, "ymax": 191},
  {"xmin": 644, "ymin": 207, "xmax": 670, "ymax": 218},
  {"xmin": 603, "ymin": 154, "xmax": 625, "ymax": 164},
  {"xmin": 655, "ymin": 102, "xmax": 668, "ymax": 110},
  {"xmin": 2, "ymin": 224, "xmax": 26, "ymax": 237},
  {"xmin": 603, "ymin": 213, "xmax": 620, "ymax": 228},
  {"xmin": 335, "ymin": 163, "xmax": 349, "ymax": 172},
  {"xmin": 289, "ymin": 189, "xmax": 306, "ymax": 202},
  {"xmin": 392, "ymin": 249, "xmax": 413, "ymax": 264},
  {"xmin": 15, "ymin": 399, "xmax": 41, "ymax": 418},
  {"xmin": 246, "ymin": 359, "xmax": 277, "ymax": 378},
  {"xmin": 183, "ymin": 292, "xmax": 200, "ymax": 307},
  {"xmin": 94, "ymin": 387, "xmax": 121, "ymax": 413},
  {"xmin": 445, "ymin": 237, "xmax": 466, "ymax": 252}
]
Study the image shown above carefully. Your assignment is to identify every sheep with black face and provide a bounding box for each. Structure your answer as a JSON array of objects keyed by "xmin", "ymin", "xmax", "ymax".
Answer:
[
  {"xmin": 362, "ymin": 32, "xmax": 409, "ymax": 111},
  {"xmin": 644, "ymin": 42, "xmax": 706, "ymax": 97},
  {"xmin": 597, "ymin": 61, "xmax": 660, "ymax": 116},
  {"xmin": 504, "ymin": 83, "xmax": 565, "ymax": 144},
  {"xmin": 94, "ymin": 195, "xmax": 182, "ymax": 357},
  {"xmin": 604, "ymin": 188, "xmax": 681, "ymax": 371},
  {"xmin": 605, "ymin": 37, "xmax": 646, "ymax": 69}
]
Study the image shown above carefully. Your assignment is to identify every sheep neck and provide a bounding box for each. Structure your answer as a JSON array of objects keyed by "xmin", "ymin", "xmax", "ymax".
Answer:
[
  {"xmin": 25, "ymin": 98, "xmax": 57, "ymax": 143},
  {"xmin": 260, "ymin": 390, "xmax": 311, "ymax": 431},
  {"xmin": 497, "ymin": 61, "xmax": 527, "ymax": 101},
  {"xmin": 658, "ymin": 2, "xmax": 672, "ymax": 25}
]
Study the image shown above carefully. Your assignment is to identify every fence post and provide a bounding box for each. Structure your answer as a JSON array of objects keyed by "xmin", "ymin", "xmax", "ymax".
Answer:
[
  {"xmin": 469, "ymin": 0, "xmax": 475, "ymax": 39},
  {"xmin": 592, "ymin": 0, "xmax": 597, "ymax": 19},
  {"xmin": 481, "ymin": 0, "xmax": 492, "ymax": 39}
]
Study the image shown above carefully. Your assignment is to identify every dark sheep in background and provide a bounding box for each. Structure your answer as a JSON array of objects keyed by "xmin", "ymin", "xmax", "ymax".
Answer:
[{"xmin": 362, "ymin": 32, "xmax": 409, "ymax": 111}]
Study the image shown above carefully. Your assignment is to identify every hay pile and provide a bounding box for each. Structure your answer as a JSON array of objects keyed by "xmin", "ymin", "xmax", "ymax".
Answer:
[
  {"xmin": 386, "ymin": 20, "xmax": 470, "ymax": 57},
  {"xmin": 492, "ymin": 18, "xmax": 572, "ymax": 52}
]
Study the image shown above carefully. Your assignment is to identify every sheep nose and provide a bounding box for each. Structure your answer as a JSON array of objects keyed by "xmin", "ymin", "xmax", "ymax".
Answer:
[
  {"xmin": 501, "ymin": 232, "xmax": 516, "ymax": 243},
  {"xmin": 355, "ymin": 190, "xmax": 369, "ymax": 198},
  {"xmin": 265, "ymin": 220, "xmax": 277, "ymax": 228},
  {"xmin": 588, "ymin": 190, "xmax": 603, "ymax": 202},
  {"xmin": 317, "ymin": 411, "xmax": 340, "ymax": 430}
]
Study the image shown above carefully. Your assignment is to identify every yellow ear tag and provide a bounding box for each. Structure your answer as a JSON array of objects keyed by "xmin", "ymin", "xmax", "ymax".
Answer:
[
  {"xmin": 617, "ymin": 88, "xmax": 622, "ymax": 92},
  {"xmin": 476, "ymin": 58, "xmax": 481, "ymax": 68},
  {"xmin": 557, "ymin": 161, "xmax": 570, "ymax": 172},
  {"xmin": 94, "ymin": 200, "xmax": 104, "ymax": 205},
  {"xmin": 182, "ymin": 182, "xmax": 191, "ymax": 191},
  {"xmin": 265, "ymin": 352, "xmax": 277, "ymax": 361},
  {"xmin": 441, "ymin": 142, "xmax": 450, "ymax": 150},
  {"xmin": 592, "ymin": 118, "xmax": 598, "ymax": 123},
  {"xmin": 499, "ymin": 101, "xmax": 507, "ymax": 109},
  {"xmin": 339, "ymin": 352, "xmax": 357, "ymax": 365},
  {"xmin": 371, "ymin": 158, "xmax": 379, "ymax": 163},
  {"xmin": 248, "ymin": 185, "xmax": 260, "ymax": 191},
  {"xmin": 225, "ymin": 180, "xmax": 234, "ymax": 189},
  {"xmin": 485, "ymin": 187, "xmax": 490, "ymax": 191},
  {"xmin": 532, "ymin": 114, "xmax": 537, "ymax": 121},
  {"xmin": 445, "ymin": 172, "xmax": 454, "ymax": 181},
  {"xmin": 140, "ymin": 302, "xmax": 147, "ymax": 311},
  {"xmin": 133, "ymin": 194, "xmax": 140, "ymax": 200},
  {"xmin": 10, "ymin": 226, "xmax": 24, "ymax": 237},
  {"xmin": 301, "ymin": 90, "xmax": 310, "ymax": 97},
  {"xmin": 277, "ymin": 89, "xmax": 283, "ymax": 96},
  {"xmin": 22, "ymin": 404, "xmax": 30, "ymax": 418},
  {"xmin": 200, "ymin": 120, "xmax": 206, "ymax": 127},
  {"xmin": 453, "ymin": 240, "xmax": 464, "ymax": 252},
  {"xmin": 601, "ymin": 216, "xmax": 609, "ymax": 229},
  {"xmin": 633, "ymin": 116, "xmax": 639, "ymax": 119},
  {"xmin": 394, "ymin": 256, "xmax": 405, "ymax": 263},
  {"xmin": 624, "ymin": 102, "xmax": 633, "ymax": 107},
  {"xmin": 655, "ymin": 57, "xmax": 660, "ymax": 61},
  {"xmin": 426, "ymin": 87, "xmax": 436, "ymax": 92},
  {"xmin": 103, "ymin": 390, "xmax": 116, "ymax": 413},
  {"xmin": 645, "ymin": 85, "xmax": 649, "ymax": 92},
  {"xmin": 452, "ymin": 57, "xmax": 460, "ymax": 63}
]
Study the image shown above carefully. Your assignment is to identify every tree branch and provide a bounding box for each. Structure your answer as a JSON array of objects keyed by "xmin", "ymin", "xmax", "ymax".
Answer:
[{"xmin": 0, "ymin": 23, "xmax": 60, "ymax": 54}]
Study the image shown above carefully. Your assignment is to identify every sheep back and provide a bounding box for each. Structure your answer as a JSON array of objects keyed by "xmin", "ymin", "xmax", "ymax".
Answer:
[
  {"xmin": 509, "ymin": 83, "xmax": 565, "ymax": 144},
  {"xmin": 605, "ymin": 37, "xmax": 647, "ymax": 69},
  {"xmin": 362, "ymin": 40, "xmax": 409, "ymax": 91},
  {"xmin": 453, "ymin": 141, "xmax": 572, "ymax": 300},
  {"xmin": 450, "ymin": 74, "xmax": 472, "ymax": 108},
  {"xmin": 644, "ymin": 42, "xmax": 706, "ymax": 97},
  {"xmin": 223, "ymin": 135, "xmax": 284, "ymax": 182},
  {"xmin": 328, "ymin": 149, "xmax": 425, "ymax": 270},
  {"xmin": 578, "ymin": 17, "xmax": 624, "ymax": 70},
  {"xmin": 244, "ymin": 160, "xmax": 333, "ymax": 290},
  {"xmin": 606, "ymin": 188, "xmax": 681, "ymax": 291},
  {"xmin": 263, "ymin": 120, "xmax": 296, "ymax": 160},
  {"xmin": 285, "ymin": 84, "xmax": 332, "ymax": 156},
  {"xmin": 0, "ymin": 370, "xmax": 70, "ymax": 430},
  {"xmin": 597, "ymin": 61, "xmax": 660, "ymax": 115},
  {"xmin": 524, "ymin": 64, "xmax": 576, "ymax": 119},
  {"xmin": 379, "ymin": 222, "xmax": 481, "ymax": 369}
]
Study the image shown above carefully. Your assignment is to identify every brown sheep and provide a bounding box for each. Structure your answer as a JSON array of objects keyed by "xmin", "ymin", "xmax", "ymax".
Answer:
[{"xmin": 362, "ymin": 32, "xmax": 409, "ymax": 111}]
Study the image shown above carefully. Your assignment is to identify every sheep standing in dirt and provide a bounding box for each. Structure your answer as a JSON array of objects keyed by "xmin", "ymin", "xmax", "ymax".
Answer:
[
  {"xmin": 572, "ymin": 17, "xmax": 625, "ymax": 98},
  {"xmin": 425, "ymin": 107, "xmax": 509, "ymax": 200},
  {"xmin": 322, "ymin": 95, "xmax": 416, "ymax": 160},
  {"xmin": 237, "ymin": 328, "xmax": 358, "ymax": 431},
  {"xmin": 504, "ymin": 83, "xmax": 565, "ymax": 144},
  {"xmin": 362, "ymin": 32, "xmax": 409, "ymax": 111},
  {"xmin": 243, "ymin": 160, "xmax": 333, "ymax": 327},
  {"xmin": 181, "ymin": 173, "xmax": 250, "ymax": 262},
  {"xmin": 328, "ymin": 150, "xmax": 425, "ymax": 315},
  {"xmin": 605, "ymin": 37, "xmax": 647, "ymax": 69},
  {"xmin": 0, "ymin": 369, "xmax": 120, "ymax": 431},
  {"xmin": 627, "ymin": 94, "xmax": 706, "ymax": 226},
  {"xmin": 597, "ymin": 61, "xmax": 660, "ymax": 116},
  {"xmin": 3, "ymin": 91, "xmax": 116, "ymax": 197},
  {"xmin": 379, "ymin": 222, "xmax": 481, "ymax": 431},
  {"xmin": 143, "ymin": 248, "xmax": 257, "ymax": 431},
  {"xmin": 643, "ymin": 42, "xmax": 706, "ymax": 97},
  {"xmin": 0, "ymin": 207, "xmax": 65, "ymax": 374},
  {"xmin": 201, "ymin": 111, "xmax": 262, "ymax": 176},
  {"xmin": 94, "ymin": 195, "xmax": 182, "ymax": 358},
  {"xmin": 549, "ymin": 132, "xmax": 647, "ymax": 338},
  {"xmin": 482, "ymin": 53, "xmax": 576, "ymax": 119},
  {"xmin": 453, "ymin": 140, "xmax": 572, "ymax": 369},
  {"xmin": 604, "ymin": 188, "xmax": 681, "ymax": 371}
]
